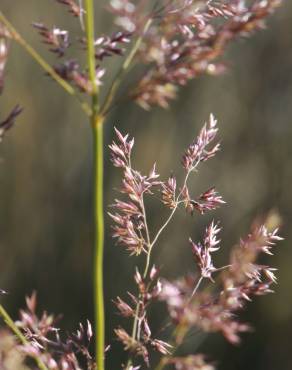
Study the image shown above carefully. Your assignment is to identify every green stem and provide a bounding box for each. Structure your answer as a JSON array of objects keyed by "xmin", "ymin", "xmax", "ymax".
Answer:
[
  {"xmin": 84, "ymin": 0, "xmax": 99, "ymax": 106},
  {"xmin": 92, "ymin": 117, "xmax": 105, "ymax": 370},
  {"xmin": 0, "ymin": 11, "xmax": 91, "ymax": 116},
  {"xmin": 0, "ymin": 304, "xmax": 48, "ymax": 370},
  {"xmin": 84, "ymin": 1, "xmax": 105, "ymax": 369}
]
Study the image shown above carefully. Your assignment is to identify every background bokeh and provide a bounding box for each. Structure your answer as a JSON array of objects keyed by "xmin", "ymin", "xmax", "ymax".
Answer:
[{"xmin": 0, "ymin": 1, "xmax": 292, "ymax": 369}]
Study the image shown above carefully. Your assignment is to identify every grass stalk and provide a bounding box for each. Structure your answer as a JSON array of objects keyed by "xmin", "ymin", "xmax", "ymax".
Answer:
[
  {"xmin": 84, "ymin": 2, "xmax": 105, "ymax": 369},
  {"xmin": 92, "ymin": 117, "xmax": 105, "ymax": 370}
]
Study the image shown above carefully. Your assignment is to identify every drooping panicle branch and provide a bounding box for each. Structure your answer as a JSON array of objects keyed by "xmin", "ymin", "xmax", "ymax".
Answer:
[{"xmin": 127, "ymin": 0, "xmax": 282, "ymax": 109}]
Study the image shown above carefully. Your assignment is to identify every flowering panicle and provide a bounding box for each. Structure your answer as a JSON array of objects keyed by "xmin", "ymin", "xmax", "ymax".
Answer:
[
  {"xmin": 114, "ymin": 266, "xmax": 169, "ymax": 366},
  {"xmin": 161, "ymin": 176, "xmax": 177, "ymax": 209},
  {"xmin": 161, "ymin": 218, "xmax": 282, "ymax": 346},
  {"xmin": 94, "ymin": 32, "xmax": 131, "ymax": 61},
  {"xmin": 182, "ymin": 114, "xmax": 220, "ymax": 171},
  {"xmin": 28, "ymin": 0, "xmax": 281, "ymax": 109},
  {"xmin": 56, "ymin": 0, "xmax": 84, "ymax": 18},
  {"xmin": 54, "ymin": 59, "xmax": 105, "ymax": 93},
  {"xmin": 109, "ymin": 115, "xmax": 283, "ymax": 368},
  {"xmin": 31, "ymin": 1, "xmax": 132, "ymax": 95},
  {"xmin": 14, "ymin": 292, "xmax": 95, "ymax": 369},
  {"xmin": 0, "ymin": 0, "xmax": 283, "ymax": 369},
  {"xmin": 115, "ymin": 327, "xmax": 149, "ymax": 365},
  {"xmin": 32, "ymin": 23, "xmax": 70, "ymax": 57},
  {"xmin": 160, "ymin": 114, "xmax": 223, "ymax": 214},
  {"xmin": 226, "ymin": 223, "xmax": 282, "ymax": 290},
  {"xmin": 190, "ymin": 221, "xmax": 221, "ymax": 281},
  {"xmin": 195, "ymin": 187, "xmax": 225, "ymax": 214},
  {"xmin": 182, "ymin": 186, "xmax": 225, "ymax": 215},
  {"xmin": 109, "ymin": 127, "xmax": 134, "ymax": 168},
  {"xmin": 178, "ymin": 114, "xmax": 224, "ymax": 215},
  {"xmin": 109, "ymin": 128, "xmax": 160, "ymax": 255},
  {"xmin": 110, "ymin": 118, "xmax": 228, "ymax": 368},
  {"xmin": 126, "ymin": 0, "xmax": 282, "ymax": 109},
  {"xmin": 115, "ymin": 321, "xmax": 171, "ymax": 367}
]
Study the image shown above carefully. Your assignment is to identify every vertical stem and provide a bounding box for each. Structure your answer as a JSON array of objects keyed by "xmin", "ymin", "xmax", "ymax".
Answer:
[
  {"xmin": 92, "ymin": 117, "xmax": 105, "ymax": 370},
  {"xmin": 84, "ymin": 1, "xmax": 104, "ymax": 369},
  {"xmin": 84, "ymin": 0, "xmax": 98, "ymax": 103}
]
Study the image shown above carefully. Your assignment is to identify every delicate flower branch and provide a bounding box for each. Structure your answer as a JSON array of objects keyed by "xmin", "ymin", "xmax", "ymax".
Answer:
[
  {"xmin": 109, "ymin": 114, "xmax": 229, "ymax": 368},
  {"xmin": 128, "ymin": 0, "xmax": 282, "ymax": 109},
  {"xmin": 109, "ymin": 115, "xmax": 282, "ymax": 369}
]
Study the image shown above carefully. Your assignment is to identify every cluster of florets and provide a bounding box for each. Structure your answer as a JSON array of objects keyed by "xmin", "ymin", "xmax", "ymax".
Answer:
[
  {"xmin": 189, "ymin": 221, "xmax": 221, "ymax": 281},
  {"xmin": 0, "ymin": 2, "xmax": 283, "ymax": 369},
  {"xmin": 32, "ymin": 23, "xmax": 70, "ymax": 57},
  {"xmin": 56, "ymin": 0, "xmax": 84, "ymax": 18},
  {"xmin": 109, "ymin": 115, "xmax": 224, "ymax": 257},
  {"xmin": 108, "ymin": 0, "xmax": 282, "ymax": 109},
  {"xmin": 25, "ymin": 1, "xmax": 131, "ymax": 96},
  {"xmin": 0, "ymin": 1, "xmax": 282, "ymax": 143},
  {"xmin": 109, "ymin": 115, "xmax": 282, "ymax": 369},
  {"xmin": 114, "ymin": 266, "xmax": 172, "ymax": 366},
  {"xmin": 161, "ymin": 222, "xmax": 281, "ymax": 347},
  {"xmin": 109, "ymin": 127, "xmax": 160, "ymax": 256},
  {"xmin": 10, "ymin": 0, "xmax": 280, "ymax": 110},
  {"xmin": 11, "ymin": 292, "xmax": 95, "ymax": 370}
]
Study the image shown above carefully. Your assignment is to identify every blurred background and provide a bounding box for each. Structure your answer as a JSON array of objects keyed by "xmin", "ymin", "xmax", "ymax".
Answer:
[{"xmin": 0, "ymin": 1, "xmax": 292, "ymax": 369}]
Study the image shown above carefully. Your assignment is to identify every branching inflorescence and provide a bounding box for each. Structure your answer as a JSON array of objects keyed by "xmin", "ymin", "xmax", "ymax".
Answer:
[
  {"xmin": 109, "ymin": 115, "xmax": 282, "ymax": 369},
  {"xmin": 1, "ymin": 292, "xmax": 95, "ymax": 370},
  {"xmin": 109, "ymin": 0, "xmax": 282, "ymax": 109},
  {"xmin": 0, "ymin": 0, "xmax": 283, "ymax": 369},
  {"xmin": 0, "ymin": 0, "xmax": 282, "ymax": 139}
]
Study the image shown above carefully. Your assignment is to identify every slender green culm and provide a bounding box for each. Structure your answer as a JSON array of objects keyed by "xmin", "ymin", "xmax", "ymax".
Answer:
[
  {"xmin": 84, "ymin": 2, "xmax": 105, "ymax": 370},
  {"xmin": 84, "ymin": 0, "xmax": 99, "ymax": 112},
  {"xmin": 92, "ymin": 118, "xmax": 105, "ymax": 370}
]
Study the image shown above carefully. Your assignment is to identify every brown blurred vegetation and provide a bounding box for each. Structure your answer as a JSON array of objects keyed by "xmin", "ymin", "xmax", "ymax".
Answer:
[{"xmin": 0, "ymin": 1, "xmax": 292, "ymax": 369}]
